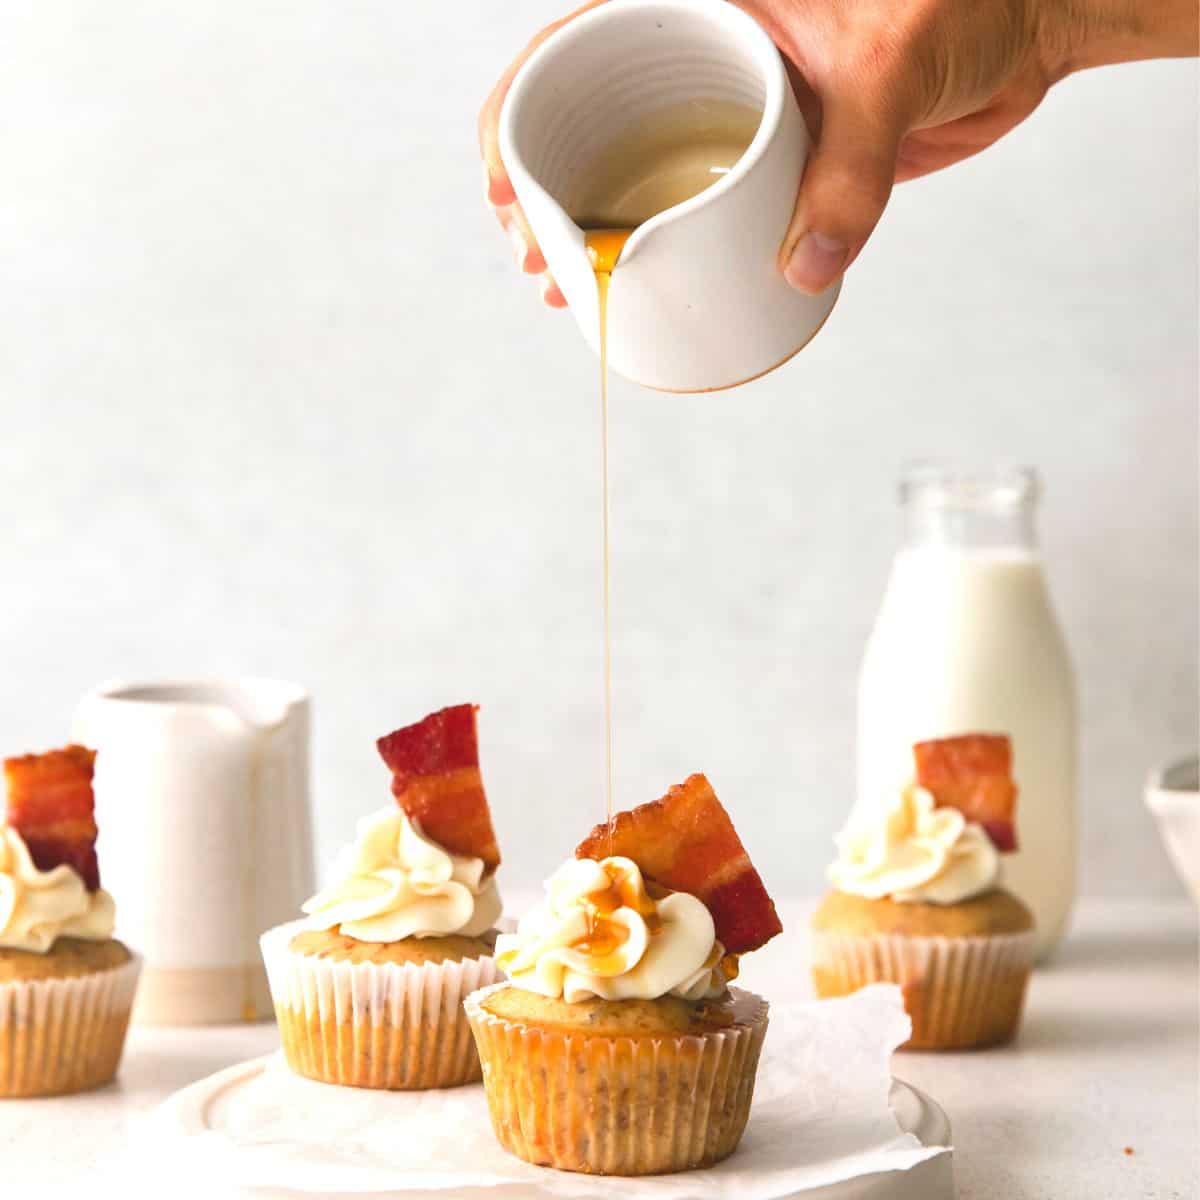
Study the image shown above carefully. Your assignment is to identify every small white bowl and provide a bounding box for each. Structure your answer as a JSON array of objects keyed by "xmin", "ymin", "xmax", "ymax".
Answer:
[{"xmin": 1145, "ymin": 755, "xmax": 1200, "ymax": 902}]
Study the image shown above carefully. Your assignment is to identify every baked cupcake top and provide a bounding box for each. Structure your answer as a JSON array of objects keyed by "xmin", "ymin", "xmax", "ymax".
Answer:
[
  {"xmin": 497, "ymin": 773, "xmax": 780, "ymax": 1004},
  {"xmin": 480, "ymin": 982, "xmax": 756, "ymax": 1036},
  {"xmin": 811, "ymin": 887, "xmax": 1033, "ymax": 937},
  {"xmin": 829, "ymin": 734, "xmax": 1019, "ymax": 907},
  {"xmin": 288, "ymin": 927, "xmax": 494, "ymax": 965},
  {"xmin": 303, "ymin": 704, "xmax": 503, "ymax": 943},
  {"xmin": 0, "ymin": 746, "xmax": 116, "ymax": 953}
]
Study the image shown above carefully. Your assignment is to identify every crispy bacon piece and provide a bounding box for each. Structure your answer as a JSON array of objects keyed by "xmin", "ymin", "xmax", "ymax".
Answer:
[
  {"xmin": 576, "ymin": 773, "xmax": 782, "ymax": 955},
  {"xmin": 913, "ymin": 734, "xmax": 1019, "ymax": 852},
  {"xmin": 376, "ymin": 704, "xmax": 500, "ymax": 870},
  {"xmin": 3, "ymin": 745, "xmax": 101, "ymax": 890}
]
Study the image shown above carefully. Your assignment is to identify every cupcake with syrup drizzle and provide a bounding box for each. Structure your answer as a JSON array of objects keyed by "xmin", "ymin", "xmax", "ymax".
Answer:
[
  {"xmin": 465, "ymin": 774, "xmax": 781, "ymax": 1176},
  {"xmin": 261, "ymin": 704, "xmax": 504, "ymax": 1090}
]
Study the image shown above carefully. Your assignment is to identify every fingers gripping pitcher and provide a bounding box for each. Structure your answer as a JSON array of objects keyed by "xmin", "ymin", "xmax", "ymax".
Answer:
[{"xmin": 856, "ymin": 466, "xmax": 1078, "ymax": 961}]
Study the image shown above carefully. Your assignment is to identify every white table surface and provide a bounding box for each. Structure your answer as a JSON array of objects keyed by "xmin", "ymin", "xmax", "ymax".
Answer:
[{"xmin": 2, "ymin": 899, "xmax": 1195, "ymax": 1199}]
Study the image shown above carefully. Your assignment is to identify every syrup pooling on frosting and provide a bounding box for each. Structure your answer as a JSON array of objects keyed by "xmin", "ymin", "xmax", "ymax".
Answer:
[
  {"xmin": 495, "ymin": 856, "xmax": 727, "ymax": 1003},
  {"xmin": 562, "ymin": 855, "xmax": 659, "ymax": 972},
  {"xmin": 0, "ymin": 826, "xmax": 115, "ymax": 953},
  {"xmin": 303, "ymin": 806, "xmax": 501, "ymax": 942},
  {"xmin": 828, "ymin": 781, "xmax": 1000, "ymax": 904}
]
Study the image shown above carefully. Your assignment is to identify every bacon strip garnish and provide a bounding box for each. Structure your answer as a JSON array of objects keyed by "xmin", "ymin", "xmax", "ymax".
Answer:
[
  {"xmin": 376, "ymin": 704, "xmax": 500, "ymax": 870},
  {"xmin": 3, "ymin": 745, "xmax": 101, "ymax": 890},
  {"xmin": 913, "ymin": 733, "xmax": 1019, "ymax": 852},
  {"xmin": 576, "ymin": 773, "xmax": 782, "ymax": 955}
]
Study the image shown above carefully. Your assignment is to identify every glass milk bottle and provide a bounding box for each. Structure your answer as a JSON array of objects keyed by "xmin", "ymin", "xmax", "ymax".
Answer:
[{"xmin": 856, "ymin": 465, "xmax": 1077, "ymax": 960}]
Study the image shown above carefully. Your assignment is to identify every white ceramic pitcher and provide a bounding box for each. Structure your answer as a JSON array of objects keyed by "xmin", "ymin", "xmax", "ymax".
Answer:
[
  {"xmin": 499, "ymin": 0, "xmax": 838, "ymax": 393},
  {"xmin": 73, "ymin": 678, "xmax": 314, "ymax": 1024}
]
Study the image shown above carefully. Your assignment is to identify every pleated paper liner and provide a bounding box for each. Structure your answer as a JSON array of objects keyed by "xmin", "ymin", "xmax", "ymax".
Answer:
[
  {"xmin": 0, "ymin": 952, "xmax": 141, "ymax": 1097},
  {"xmin": 811, "ymin": 928, "xmax": 1035, "ymax": 1050},
  {"xmin": 464, "ymin": 982, "xmax": 770, "ymax": 1176},
  {"xmin": 260, "ymin": 920, "xmax": 502, "ymax": 1090}
]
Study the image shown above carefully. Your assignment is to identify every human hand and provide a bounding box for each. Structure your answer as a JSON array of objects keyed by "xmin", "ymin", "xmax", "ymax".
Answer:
[
  {"xmin": 479, "ymin": 0, "xmax": 1196, "ymax": 307},
  {"xmin": 478, "ymin": 1, "xmax": 611, "ymax": 309}
]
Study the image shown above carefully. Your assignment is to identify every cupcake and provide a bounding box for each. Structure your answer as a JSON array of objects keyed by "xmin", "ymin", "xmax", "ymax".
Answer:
[
  {"xmin": 466, "ymin": 773, "xmax": 781, "ymax": 1176},
  {"xmin": 811, "ymin": 734, "xmax": 1035, "ymax": 1050},
  {"xmin": 261, "ymin": 704, "xmax": 504, "ymax": 1089},
  {"xmin": 0, "ymin": 746, "xmax": 140, "ymax": 1097}
]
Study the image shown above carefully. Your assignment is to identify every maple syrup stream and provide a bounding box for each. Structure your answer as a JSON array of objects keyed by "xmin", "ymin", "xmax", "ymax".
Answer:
[{"xmin": 585, "ymin": 228, "xmax": 631, "ymax": 857}]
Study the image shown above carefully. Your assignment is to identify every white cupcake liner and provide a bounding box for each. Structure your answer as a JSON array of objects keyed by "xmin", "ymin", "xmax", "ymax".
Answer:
[
  {"xmin": 0, "ymin": 951, "xmax": 141, "ymax": 1097},
  {"xmin": 811, "ymin": 929, "xmax": 1034, "ymax": 1050},
  {"xmin": 464, "ymin": 982, "xmax": 770, "ymax": 1175},
  {"xmin": 260, "ymin": 919, "xmax": 501, "ymax": 1089}
]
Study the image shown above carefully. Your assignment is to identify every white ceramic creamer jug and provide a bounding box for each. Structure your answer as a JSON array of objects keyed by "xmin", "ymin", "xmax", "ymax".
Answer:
[
  {"xmin": 73, "ymin": 678, "xmax": 314, "ymax": 1023},
  {"xmin": 856, "ymin": 466, "xmax": 1078, "ymax": 961},
  {"xmin": 499, "ymin": 0, "xmax": 838, "ymax": 393}
]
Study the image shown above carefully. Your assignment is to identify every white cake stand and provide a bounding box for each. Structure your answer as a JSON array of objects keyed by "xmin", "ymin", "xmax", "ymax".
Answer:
[{"xmin": 154, "ymin": 1055, "xmax": 955, "ymax": 1200}]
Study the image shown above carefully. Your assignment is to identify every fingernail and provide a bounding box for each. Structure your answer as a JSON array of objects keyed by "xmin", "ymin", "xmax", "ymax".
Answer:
[
  {"xmin": 484, "ymin": 167, "xmax": 517, "ymax": 207},
  {"xmin": 784, "ymin": 232, "xmax": 849, "ymax": 294},
  {"xmin": 540, "ymin": 275, "xmax": 567, "ymax": 309}
]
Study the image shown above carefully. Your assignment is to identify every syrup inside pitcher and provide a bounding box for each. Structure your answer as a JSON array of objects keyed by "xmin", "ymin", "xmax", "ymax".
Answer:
[
  {"xmin": 571, "ymin": 98, "xmax": 762, "ymax": 229},
  {"xmin": 575, "ymin": 98, "xmax": 761, "ymax": 840}
]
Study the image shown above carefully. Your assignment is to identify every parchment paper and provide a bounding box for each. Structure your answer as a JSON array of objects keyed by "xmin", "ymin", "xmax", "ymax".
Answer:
[{"xmin": 147, "ymin": 984, "xmax": 948, "ymax": 1198}]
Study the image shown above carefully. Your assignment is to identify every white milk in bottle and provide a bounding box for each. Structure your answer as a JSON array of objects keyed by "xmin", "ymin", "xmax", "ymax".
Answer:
[{"xmin": 856, "ymin": 465, "xmax": 1077, "ymax": 960}]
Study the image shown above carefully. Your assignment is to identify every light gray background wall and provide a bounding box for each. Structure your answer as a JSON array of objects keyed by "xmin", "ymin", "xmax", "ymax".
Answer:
[{"xmin": 1, "ymin": 3, "xmax": 1195, "ymax": 901}]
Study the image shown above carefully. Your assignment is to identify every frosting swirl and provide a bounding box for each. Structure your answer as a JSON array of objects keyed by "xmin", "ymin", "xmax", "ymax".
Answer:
[
  {"xmin": 303, "ymin": 806, "xmax": 501, "ymax": 941},
  {"xmin": 828, "ymin": 782, "xmax": 1000, "ymax": 904},
  {"xmin": 495, "ymin": 856, "xmax": 727, "ymax": 1003},
  {"xmin": 0, "ymin": 826, "xmax": 115, "ymax": 953}
]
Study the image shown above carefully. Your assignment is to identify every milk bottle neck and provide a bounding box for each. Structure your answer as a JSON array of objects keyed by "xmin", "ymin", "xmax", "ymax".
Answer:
[{"xmin": 899, "ymin": 465, "xmax": 1040, "ymax": 553}]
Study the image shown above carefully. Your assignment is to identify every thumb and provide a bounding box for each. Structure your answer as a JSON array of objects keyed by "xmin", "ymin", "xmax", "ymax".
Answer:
[{"xmin": 780, "ymin": 92, "xmax": 906, "ymax": 294}]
